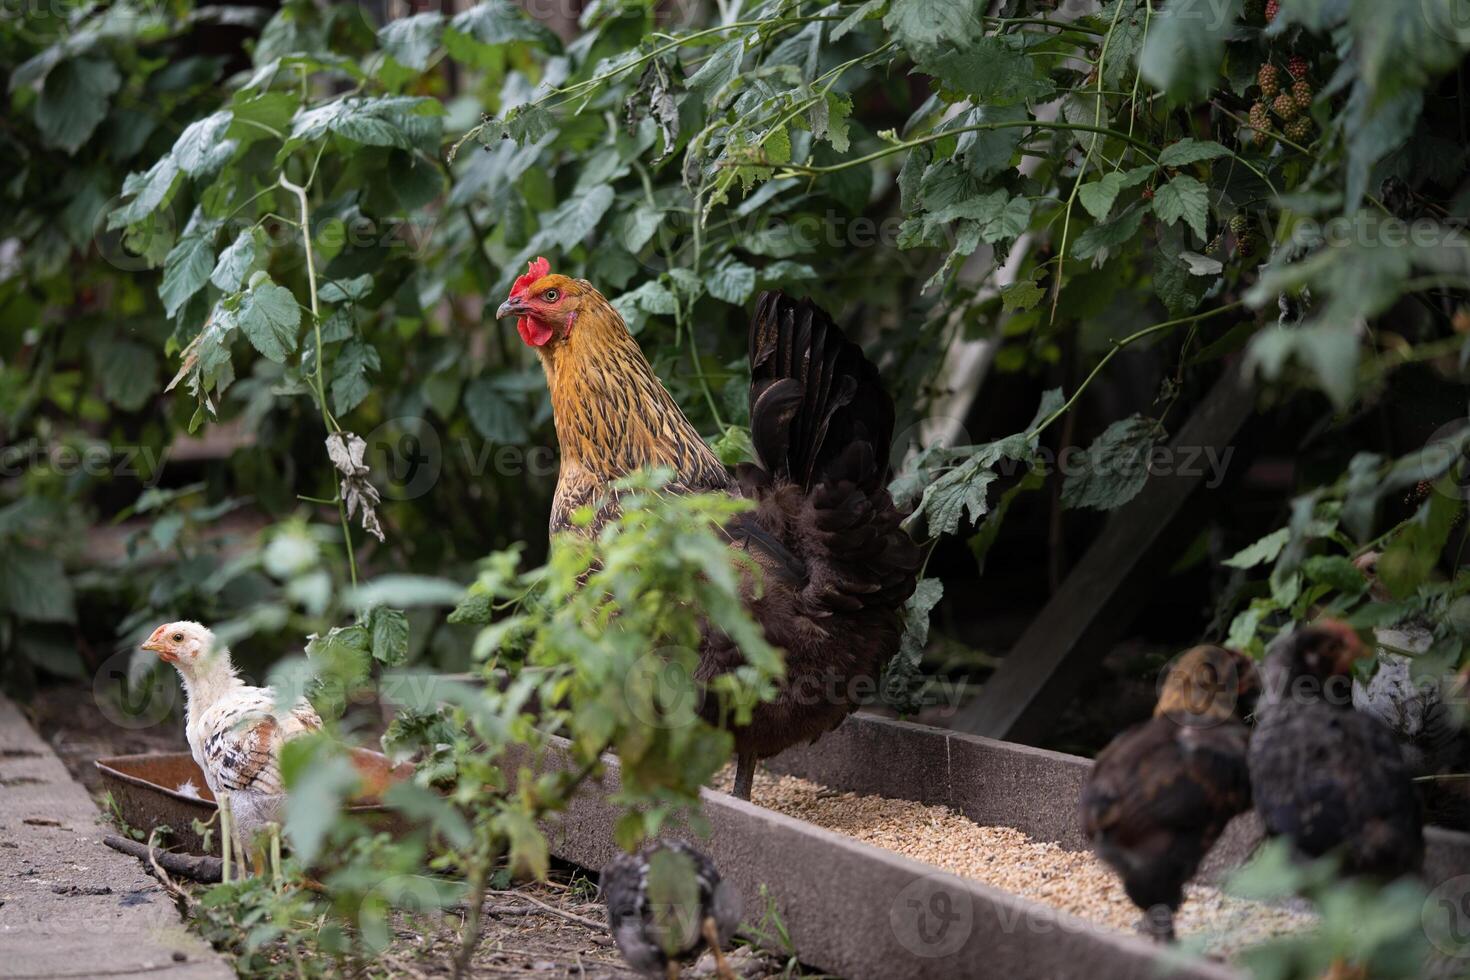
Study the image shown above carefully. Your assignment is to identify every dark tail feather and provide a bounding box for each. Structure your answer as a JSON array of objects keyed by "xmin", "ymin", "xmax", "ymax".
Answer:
[{"xmin": 747, "ymin": 291, "xmax": 894, "ymax": 492}]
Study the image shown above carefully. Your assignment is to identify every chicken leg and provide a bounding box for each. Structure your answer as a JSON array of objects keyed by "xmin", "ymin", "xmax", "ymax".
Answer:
[
  {"xmin": 732, "ymin": 752, "xmax": 755, "ymax": 801},
  {"xmin": 702, "ymin": 915, "xmax": 736, "ymax": 980}
]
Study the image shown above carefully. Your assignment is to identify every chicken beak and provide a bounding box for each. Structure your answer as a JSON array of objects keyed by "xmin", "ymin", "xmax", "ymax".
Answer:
[
  {"xmin": 496, "ymin": 297, "xmax": 524, "ymax": 320},
  {"xmin": 141, "ymin": 627, "xmax": 173, "ymax": 660}
]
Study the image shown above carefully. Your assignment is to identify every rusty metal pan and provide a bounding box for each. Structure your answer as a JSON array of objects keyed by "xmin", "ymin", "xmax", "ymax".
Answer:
[{"xmin": 96, "ymin": 749, "xmax": 414, "ymax": 855}]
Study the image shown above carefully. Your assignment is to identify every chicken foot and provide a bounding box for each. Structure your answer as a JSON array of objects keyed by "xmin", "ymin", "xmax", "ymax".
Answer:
[{"xmin": 1137, "ymin": 905, "xmax": 1176, "ymax": 944}]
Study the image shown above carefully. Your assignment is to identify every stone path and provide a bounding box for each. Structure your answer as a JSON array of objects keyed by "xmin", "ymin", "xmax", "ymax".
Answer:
[{"xmin": 0, "ymin": 692, "xmax": 232, "ymax": 979}]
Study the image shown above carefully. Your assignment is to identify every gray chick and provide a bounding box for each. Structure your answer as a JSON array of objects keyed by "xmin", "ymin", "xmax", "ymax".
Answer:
[{"xmin": 602, "ymin": 840, "xmax": 740, "ymax": 980}]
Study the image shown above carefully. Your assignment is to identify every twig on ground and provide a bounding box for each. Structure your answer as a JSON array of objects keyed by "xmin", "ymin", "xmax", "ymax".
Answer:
[
  {"xmin": 105, "ymin": 834, "xmax": 222, "ymax": 883},
  {"xmin": 504, "ymin": 888, "xmax": 607, "ymax": 932},
  {"xmin": 146, "ymin": 829, "xmax": 195, "ymax": 910}
]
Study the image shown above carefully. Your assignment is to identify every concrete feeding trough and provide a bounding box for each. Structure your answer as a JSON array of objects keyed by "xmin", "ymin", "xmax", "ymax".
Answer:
[
  {"xmin": 96, "ymin": 749, "xmax": 412, "ymax": 854},
  {"xmin": 523, "ymin": 711, "xmax": 1470, "ymax": 980}
]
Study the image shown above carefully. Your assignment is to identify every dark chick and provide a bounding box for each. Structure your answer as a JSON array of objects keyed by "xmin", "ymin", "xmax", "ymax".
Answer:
[
  {"xmin": 1080, "ymin": 645, "xmax": 1258, "ymax": 942},
  {"xmin": 1249, "ymin": 620, "xmax": 1425, "ymax": 879},
  {"xmin": 602, "ymin": 840, "xmax": 740, "ymax": 980}
]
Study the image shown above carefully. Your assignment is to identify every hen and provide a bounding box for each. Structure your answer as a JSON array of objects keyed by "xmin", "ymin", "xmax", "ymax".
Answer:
[
  {"xmin": 1079, "ymin": 645, "xmax": 1258, "ymax": 942},
  {"xmin": 1248, "ymin": 620, "xmax": 1424, "ymax": 879},
  {"xmin": 602, "ymin": 840, "xmax": 739, "ymax": 980},
  {"xmin": 496, "ymin": 259, "xmax": 919, "ymax": 798},
  {"xmin": 143, "ymin": 621, "xmax": 322, "ymax": 871}
]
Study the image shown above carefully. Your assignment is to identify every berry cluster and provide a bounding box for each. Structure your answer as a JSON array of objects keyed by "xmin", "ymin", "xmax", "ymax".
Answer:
[
  {"xmin": 1249, "ymin": 52, "xmax": 1315, "ymax": 147},
  {"xmin": 1229, "ymin": 215, "xmax": 1257, "ymax": 257}
]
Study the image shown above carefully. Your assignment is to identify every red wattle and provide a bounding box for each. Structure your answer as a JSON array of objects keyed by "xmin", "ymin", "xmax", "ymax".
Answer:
[{"xmin": 518, "ymin": 316, "xmax": 553, "ymax": 347}]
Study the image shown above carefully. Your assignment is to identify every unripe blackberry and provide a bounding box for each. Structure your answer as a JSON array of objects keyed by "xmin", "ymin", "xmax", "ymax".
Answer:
[
  {"xmin": 1205, "ymin": 233, "xmax": 1223, "ymax": 254},
  {"xmin": 1285, "ymin": 115, "xmax": 1314, "ymax": 142},
  {"xmin": 1258, "ymin": 64, "xmax": 1281, "ymax": 98},
  {"xmin": 1229, "ymin": 214, "xmax": 1250, "ymax": 235},
  {"xmin": 1273, "ymin": 92, "xmax": 1299, "ymax": 120},
  {"xmin": 1237, "ymin": 233, "xmax": 1257, "ymax": 257},
  {"xmin": 1265, "ymin": 0, "xmax": 1279, "ymax": 22},
  {"xmin": 1142, "ymin": 187, "xmax": 1155, "ymax": 201},
  {"xmin": 1288, "ymin": 55, "xmax": 1309, "ymax": 80},
  {"xmin": 1249, "ymin": 100, "xmax": 1270, "ymax": 135},
  {"xmin": 1292, "ymin": 79, "xmax": 1313, "ymax": 109}
]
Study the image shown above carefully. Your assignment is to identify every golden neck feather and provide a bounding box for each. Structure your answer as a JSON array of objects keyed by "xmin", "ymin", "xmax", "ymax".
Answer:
[{"xmin": 537, "ymin": 292, "xmax": 722, "ymax": 482}]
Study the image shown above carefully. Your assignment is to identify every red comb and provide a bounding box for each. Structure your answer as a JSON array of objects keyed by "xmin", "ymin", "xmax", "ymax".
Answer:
[{"xmin": 510, "ymin": 256, "xmax": 550, "ymax": 299}]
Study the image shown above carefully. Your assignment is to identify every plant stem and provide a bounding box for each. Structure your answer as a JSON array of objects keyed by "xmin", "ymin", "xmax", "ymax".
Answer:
[
  {"xmin": 773, "ymin": 119, "xmax": 1160, "ymax": 177},
  {"xmin": 279, "ymin": 171, "xmax": 360, "ymax": 588},
  {"xmin": 1029, "ymin": 301, "xmax": 1247, "ymax": 438},
  {"xmin": 1051, "ymin": 0, "xmax": 1128, "ymax": 323}
]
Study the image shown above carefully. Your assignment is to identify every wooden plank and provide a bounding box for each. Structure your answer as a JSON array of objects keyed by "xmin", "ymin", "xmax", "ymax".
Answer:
[{"xmin": 948, "ymin": 363, "xmax": 1256, "ymax": 744}]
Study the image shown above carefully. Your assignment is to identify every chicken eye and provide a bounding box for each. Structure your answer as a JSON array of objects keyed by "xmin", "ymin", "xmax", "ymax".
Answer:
[
  {"xmin": 172, "ymin": 633, "xmax": 183, "ymax": 642},
  {"xmin": 543, "ymin": 288, "xmax": 559, "ymax": 302}
]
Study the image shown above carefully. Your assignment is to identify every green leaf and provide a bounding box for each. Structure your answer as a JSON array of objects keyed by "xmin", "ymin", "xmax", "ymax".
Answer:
[
  {"xmin": 108, "ymin": 154, "xmax": 181, "ymax": 230},
  {"xmin": 1078, "ymin": 172, "xmax": 1127, "ymax": 221},
  {"xmin": 907, "ymin": 435, "xmax": 1033, "ymax": 537},
  {"xmin": 919, "ymin": 37, "xmax": 1054, "ymax": 106},
  {"xmin": 1073, "ymin": 205, "xmax": 1145, "ymax": 261},
  {"xmin": 1139, "ymin": 0, "xmax": 1244, "ymax": 101},
  {"xmin": 619, "ymin": 205, "xmax": 663, "ymax": 254},
  {"xmin": 1159, "ymin": 138, "xmax": 1231, "ymax": 167},
  {"xmin": 237, "ymin": 279, "xmax": 302, "ymax": 362},
  {"xmin": 35, "ymin": 56, "xmax": 120, "ymax": 154},
  {"xmin": 1061, "ymin": 416, "xmax": 1167, "ymax": 511},
  {"xmin": 0, "ymin": 545, "xmax": 76, "ymax": 623},
  {"xmin": 160, "ymin": 212, "xmax": 220, "ymax": 319},
  {"xmin": 379, "ymin": 12, "xmax": 444, "ymax": 71},
  {"xmin": 447, "ymin": 0, "xmax": 558, "ymax": 55},
  {"xmin": 1223, "ymin": 527, "xmax": 1290, "ymax": 569},
  {"xmin": 210, "ymin": 228, "xmax": 262, "ymax": 293},
  {"xmin": 1098, "ymin": 0, "xmax": 1149, "ymax": 88},
  {"xmin": 540, "ymin": 185, "xmax": 614, "ymax": 251},
  {"xmin": 369, "ymin": 607, "xmax": 411, "ymax": 666},
  {"xmin": 1152, "ymin": 175, "xmax": 1210, "ymax": 240},
  {"xmin": 331, "ymin": 339, "xmax": 380, "ymax": 415},
  {"xmin": 885, "ymin": 0, "xmax": 981, "ymax": 54},
  {"xmin": 1000, "ymin": 279, "xmax": 1044, "ymax": 312},
  {"xmin": 1245, "ymin": 323, "xmax": 1360, "ymax": 409},
  {"xmin": 880, "ymin": 577, "xmax": 944, "ymax": 714},
  {"xmin": 822, "ymin": 91, "xmax": 853, "ymax": 153},
  {"xmin": 707, "ymin": 259, "xmax": 756, "ymax": 305},
  {"xmin": 464, "ymin": 377, "xmax": 527, "ymax": 443},
  {"xmin": 1154, "ymin": 229, "xmax": 1210, "ymax": 317},
  {"xmin": 320, "ymin": 274, "xmax": 374, "ymax": 303},
  {"xmin": 686, "ymin": 39, "xmax": 743, "ymax": 95},
  {"xmin": 93, "ymin": 338, "xmax": 158, "ymax": 412},
  {"xmin": 172, "ymin": 111, "xmax": 236, "ymax": 177},
  {"xmin": 282, "ymin": 741, "xmax": 358, "ymax": 865},
  {"xmin": 1302, "ymin": 555, "xmax": 1368, "ymax": 596}
]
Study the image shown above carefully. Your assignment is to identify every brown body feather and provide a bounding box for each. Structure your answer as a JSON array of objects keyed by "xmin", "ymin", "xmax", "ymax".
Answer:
[
  {"xmin": 524, "ymin": 282, "xmax": 919, "ymax": 765},
  {"xmin": 1079, "ymin": 646, "xmax": 1258, "ymax": 941}
]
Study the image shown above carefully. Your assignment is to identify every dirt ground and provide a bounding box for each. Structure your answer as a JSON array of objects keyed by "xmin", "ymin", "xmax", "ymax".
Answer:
[{"xmin": 19, "ymin": 683, "xmax": 794, "ymax": 980}]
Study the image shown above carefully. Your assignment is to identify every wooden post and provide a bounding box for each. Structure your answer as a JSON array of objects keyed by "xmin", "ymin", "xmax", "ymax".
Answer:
[{"xmin": 948, "ymin": 364, "xmax": 1256, "ymax": 744}]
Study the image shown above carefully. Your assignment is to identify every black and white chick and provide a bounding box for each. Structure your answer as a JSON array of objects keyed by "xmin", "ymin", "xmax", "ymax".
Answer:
[{"xmin": 602, "ymin": 840, "xmax": 740, "ymax": 980}]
